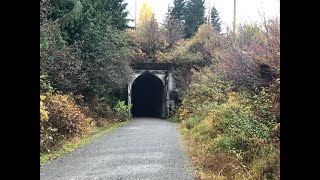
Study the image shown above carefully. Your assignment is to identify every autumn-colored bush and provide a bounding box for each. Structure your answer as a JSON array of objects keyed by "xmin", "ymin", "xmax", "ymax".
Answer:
[
  {"xmin": 164, "ymin": 20, "xmax": 280, "ymax": 91},
  {"xmin": 88, "ymin": 98, "xmax": 115, "ymax": 120},
  {"xmin": 129, "ymin": 14, "xmax": 161, "ymax": 59},
  {"xmin": 220, "ymin": 19, "xmax": 280, "ymax": 90},
  {"xmin": 158, "ymin": 39, "xmax": 203, "ymax": 63},
  {"xmin": 213, "ymin": 48, "xmax": 271, "ymax": 90},
  {"xmin": 237, "ymin": 19, "xmax": 280, "ymax": 72},
  {"xmin": 40, "ymin": 95, "xmax": 55, "ymax": 153},
  {"xmin": 159, "ymin": 24, "xmax": 225, "ymax": 64},
  {"xmin": 40, "ymin": 94, "xmax": 91, "ymax": 153},
  {"xmin": 237, "ymin": 19, "xmax": 280, "ymax": 123},
  {"xmin": 161, "ymin": 22, "xmax": 279, "ymax": 97},
  {"xmin": 46, "ymin": 94, "xmax": 91, "ymax": 137},
  {"xmin": 40, "ymin": 95, "xmax": 49, "ymax": 122},
  {"xmin": 177, "ymin": 67, "xmax": 279, "ymax": 179}
]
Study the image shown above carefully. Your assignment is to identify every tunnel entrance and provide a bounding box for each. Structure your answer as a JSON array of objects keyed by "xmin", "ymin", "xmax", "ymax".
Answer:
[{"xmin": 131, "ymin": 73, "xmax": 164, "ymax": 118}]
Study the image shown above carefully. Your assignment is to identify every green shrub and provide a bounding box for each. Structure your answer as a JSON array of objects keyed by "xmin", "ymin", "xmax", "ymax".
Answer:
[
  {"xmin": 177, "ymin": 67, "xmax": 231, "ymax": 121},
  {"xmin": 40, "ymin": 73, "xmax": 54, "ymax": 96},
  {"xmin": 251, "ymin": 88, "xmax": 276, "ymax": 126},
  {"xmin": 113, "ymin": 100, "xmax": 132, "ymax": 122},
  {"xmin": 217, "ymin": 92, "xmax": 272, "ymax": 141},
  {"xmin": 185, "ymin": 115, "xmax": 201, "ymax": 129},
  {"xmin": 213, "ymin": 135, "xmax": 242, "ymax": 153}
]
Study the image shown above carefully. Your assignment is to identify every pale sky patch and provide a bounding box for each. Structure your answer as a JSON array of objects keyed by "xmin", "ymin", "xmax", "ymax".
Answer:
[{"xmin": 124, "ymin": 0, "xmax": 280, "ymax": 33}]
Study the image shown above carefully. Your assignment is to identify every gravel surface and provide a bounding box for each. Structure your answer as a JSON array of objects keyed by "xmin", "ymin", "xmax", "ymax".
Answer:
[{"xmin": 40, "ymin": 117, "xmax": 195, "ymax": 180}]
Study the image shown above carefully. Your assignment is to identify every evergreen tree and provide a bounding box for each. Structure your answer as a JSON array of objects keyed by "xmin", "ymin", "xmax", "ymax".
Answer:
[
  {"xmin": 103, "ymin": 0, "xmax": 130, "ymax": 30},
  {"xmin": 163, "ymin": 6, "xmax": 184, "ymax": 48},
  {"xmin": 211, "ymin": 5, "xmax": 222, "ymax": 32},
  {"xmin": 40, "ymin": 0, "xmax": 133, "ymax": 101},
  {"xmin": 170, "ymin": 0, "xmax": 186, "ymax": 20},
  {"xmin": 48, "ymin": 0, "xmax": 130, "ymax": 44},
  {"xmin": 184, "ymin": 0, "xmax": 205, "ymax": 38}
]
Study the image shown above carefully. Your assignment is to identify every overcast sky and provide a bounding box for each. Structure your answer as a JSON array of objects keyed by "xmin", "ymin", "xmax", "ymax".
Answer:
[{"xmin": 124, "ymin": 0, "xmax": 280, "ymax": 33}]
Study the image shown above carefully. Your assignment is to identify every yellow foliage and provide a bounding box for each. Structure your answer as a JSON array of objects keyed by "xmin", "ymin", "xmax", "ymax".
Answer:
[
  {"xmin": 41, "ymin": 94, "xmax": 91, "ymax": 153},
  {"xmin": 138, "ymin": 2, "xmax": 154, "ymax": 26},
  {"xmin": 40, "ymin": 95, "xmax": 49, "ymax": 122},
  {"xmin": 201, "ymin": 117, "xmax": 215, "ymax": 133},
  {"xmin": 40, "ymin": 95, "xmax": 46, "ymax": 101},
  {"xmin": 178, "ymin": 108, "xmax": 189, "ymax": 120},
  {"xmin": 155, "ymin": 50, "xmax": 170, "ymax": 62}
]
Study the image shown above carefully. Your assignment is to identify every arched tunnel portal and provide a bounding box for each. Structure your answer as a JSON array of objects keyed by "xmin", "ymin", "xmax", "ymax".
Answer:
[
  {"xmin": 131, "ymin": 73, "xmax": 164, "ymax": 118},
  {"xmin": 128, "ymin": 69, "xmax": 175, "ymax": 119}
]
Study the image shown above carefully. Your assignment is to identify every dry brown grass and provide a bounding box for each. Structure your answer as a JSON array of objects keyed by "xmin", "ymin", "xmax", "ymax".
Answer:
[{"xmin": 179, "ymin": 123, "xmax": 279, "ymax": 180}]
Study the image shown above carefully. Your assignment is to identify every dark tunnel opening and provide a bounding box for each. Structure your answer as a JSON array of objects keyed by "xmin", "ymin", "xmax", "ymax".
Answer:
[{"xmin": 132, "ymin": 73, "xmax": 164, "ymax": 118}]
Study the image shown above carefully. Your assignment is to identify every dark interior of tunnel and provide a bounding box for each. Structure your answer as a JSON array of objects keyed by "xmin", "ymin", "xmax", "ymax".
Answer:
[{"xmin": 132, "ymin": 73, "xmax": 164, "ymax": 118}]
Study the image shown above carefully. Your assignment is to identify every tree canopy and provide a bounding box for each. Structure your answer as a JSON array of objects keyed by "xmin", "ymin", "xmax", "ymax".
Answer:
[
  {"xmin": 211, "ymin": 5, "xmax": 222, "ymax": 32},
  {"xmin": 184, "ymin": 0, "xmax": 205, "ymax": 38},
  {"xmin": 170, "ymin": 0, "xmax": 186, "ymax": 20},
  {"xmin": 40, "ymin": 0, "xmax": 133, "ymax": 102},
  {"xmin": 138, "ymin": 2, "xmax": 154, "ymax": 26}
]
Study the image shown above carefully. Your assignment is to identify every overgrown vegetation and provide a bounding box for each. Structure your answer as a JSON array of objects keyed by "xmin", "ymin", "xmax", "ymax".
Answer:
[
  {"xmin": 177, "ymin": 68, "xmax": 279, "ymax": 179},
  {"xmin": 172, "ymin": 21, "xmax": 280, "ymax": 180},
  {"xmin": 40, "ymin": 0, "xmax": 133, "ymax": 158},
  {"xmin": 127, "ymin": 2, "xmax": 280, "ymax": 178},
  {"xmin": 40, "ymin": 0, "xmax": 279, "ymax": 178}
]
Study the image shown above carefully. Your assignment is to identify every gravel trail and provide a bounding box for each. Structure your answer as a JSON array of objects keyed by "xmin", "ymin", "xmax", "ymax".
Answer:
[{"xmin": 40, "ymin": 117, "xmax": 194, "ymax": 180}]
